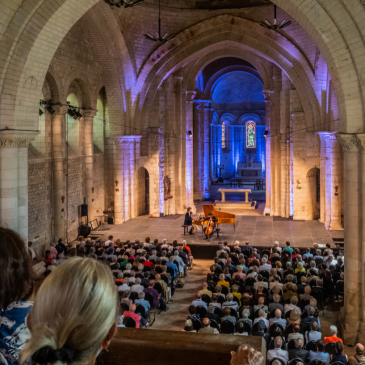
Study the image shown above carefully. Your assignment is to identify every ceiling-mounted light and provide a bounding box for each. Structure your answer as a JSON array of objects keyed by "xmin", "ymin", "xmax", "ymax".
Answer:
[
  {"xmin": 259, "ymin": 5, "xmax": 292, "ymax": 30},
  {"xmin": 187, "ymin": 131, "xmax": 193, "ymax": 138},
  {"xmin": 264, "ymin": 130, "xmax": 269, "ymax": 138},
  {"xmin": 144, "ymin": 0, "xmax": 175, "ymax": 42},
  {"xmin": 45, "ymin": 105, "xmax": 55, "ymax": 115},
  {"xmin": 75, "ymin": 111, "xmax": 83, "ymax": 121},
  {"xmin": 103, "ymin": 0, "xmax": 144, "ymax": 8},
  {"xmin": 39, "ymin": 109, "xmax": 44, "ymax": 116}
]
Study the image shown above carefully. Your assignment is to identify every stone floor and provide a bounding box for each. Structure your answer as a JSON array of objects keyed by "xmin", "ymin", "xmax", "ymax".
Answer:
[
  {"xmin": 148, "ymin": 260, "xmax": 352, "ymax": 353},
  {"xmin": 98, "ymin": 213, "xmax": 343, "ymax": 247}
]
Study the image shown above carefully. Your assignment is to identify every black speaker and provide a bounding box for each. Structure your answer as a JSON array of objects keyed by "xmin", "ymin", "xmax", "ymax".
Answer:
[
  {"xmin": 78, "ymin": 225, "xmax": 91, "ymax": 238},
  {"xmin": 108, "ymin": 217, "xmax": 114, "ymax": 225},
  {"xmin": 81, "ymin": 204, "xmax": 88, "ymax": 217}
]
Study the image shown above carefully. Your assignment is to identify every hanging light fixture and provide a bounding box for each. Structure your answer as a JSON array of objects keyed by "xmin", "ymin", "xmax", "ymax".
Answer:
[
  {"xmin": 259, "ymin": 5, "xmax": 292, "ymax": 30},
  {"xmin": 144, "ymin": 0, "xmax": 175, "ymax": 42},
  {"xmin": 103, "ymin": 0, "xmax": 144, "ymax": 8}
]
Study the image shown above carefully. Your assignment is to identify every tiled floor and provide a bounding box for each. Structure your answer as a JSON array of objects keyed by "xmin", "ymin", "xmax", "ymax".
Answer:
[{"xmin": 98, "ymin": 213, "xmax": 343, "ymax": 247}]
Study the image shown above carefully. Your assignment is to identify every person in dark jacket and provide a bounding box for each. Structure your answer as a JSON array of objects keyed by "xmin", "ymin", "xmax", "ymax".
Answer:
[
  {"xmin": 183, "ymin": 207, "xmax": 193, "ymax": 234},
  {"xmin": 300, "ymin": 306, "xmax": 318, "ymax": 332},
  {"xmin": 289, "ymin": 338, "xmax": 309, "ymax": 362}
]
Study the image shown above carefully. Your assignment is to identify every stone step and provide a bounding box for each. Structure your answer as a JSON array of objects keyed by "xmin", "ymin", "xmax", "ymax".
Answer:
[{"xmin": 215, "ymin": 200, "xmax": 257, "ymax": 210}]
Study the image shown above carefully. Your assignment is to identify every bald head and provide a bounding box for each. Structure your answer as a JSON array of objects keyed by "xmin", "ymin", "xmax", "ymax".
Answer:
[
  {"xmin": 356, "ymin": 343, "xmax": 365, "ymax": 355},
  {"xmin": 202, "ymin": 318, "xmax": 210, "ymax": 327},
  {"xmin": 275, "ymin": 309, "xmax": 282, "ymax": 318},
  {"xmin": 155, "ymin": 274, "xmax": 161, "ymax": 281},
  {"xmin": 129, "ymin": 304, "xmax": 136, "ymax": 312}
]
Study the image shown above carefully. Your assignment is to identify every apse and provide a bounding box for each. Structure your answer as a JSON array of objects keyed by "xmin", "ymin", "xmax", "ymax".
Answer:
[{"xmin": 209, "ymin": 70, "xmax": 266, "ymax": 181}]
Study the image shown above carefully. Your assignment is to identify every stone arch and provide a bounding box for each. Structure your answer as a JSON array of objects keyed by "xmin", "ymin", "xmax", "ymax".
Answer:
[
  {"xmin": 237, "ymin": 113, "xmax": 264, "ymax": 126},
  {"xmin": 186, "ymin": 50, "xmax": 270, "ymax": 93},
  {"xmin": 212, "ymin": 111, "xmax": 219, "ymax": 125},
  {"xmin": 63, "ymin": 73, "xmax": 93, "ymax": 110},
  {"xmin": 137, "ymin": 16, "xmax": 320, "ymax": 134},
  {"xmin": 219, "ymin": 113, "xmax": 236, "ymax": 125},
  {"xmin": 204, "ymin": 65, "xmax": 264, "ymax": 101},
  {"xmin": 0, "ymin": 0, "xmax": 133, "ymax": 131},
  {"xmin": 136, "ymin": 166, "xmax": 150, "ymax": 216}
]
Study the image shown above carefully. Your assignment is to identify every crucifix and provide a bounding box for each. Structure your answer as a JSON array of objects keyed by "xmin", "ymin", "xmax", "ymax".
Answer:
[
  {"xmin": 115, "ymin": 180, "xmax": 119, "ymax": 187},
  {"xmin": 61, "ymin": 196, "xmax": 65, "ymax": 203}
]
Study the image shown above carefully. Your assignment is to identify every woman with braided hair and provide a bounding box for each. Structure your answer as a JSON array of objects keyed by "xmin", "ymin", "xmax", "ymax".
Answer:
[{"xmin": 20, "ymin": 257, "xmax": 118, "ymax": 365}]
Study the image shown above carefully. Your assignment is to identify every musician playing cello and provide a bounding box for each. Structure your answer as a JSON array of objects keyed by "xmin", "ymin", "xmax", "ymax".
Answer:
[{"xmin": 203, "ymin": 212, "xmax": 218, "ymax": 240}]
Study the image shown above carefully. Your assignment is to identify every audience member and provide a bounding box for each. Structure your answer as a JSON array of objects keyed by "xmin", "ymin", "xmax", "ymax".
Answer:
[{"xmin": 267, "ymin": 337, "xmax": 289, "ymax": 363}]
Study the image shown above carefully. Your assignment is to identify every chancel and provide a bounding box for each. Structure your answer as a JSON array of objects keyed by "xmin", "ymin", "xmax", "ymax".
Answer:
[{"xmin": 1, "ymin": 0, "xmax": 365, "ymax": 363}]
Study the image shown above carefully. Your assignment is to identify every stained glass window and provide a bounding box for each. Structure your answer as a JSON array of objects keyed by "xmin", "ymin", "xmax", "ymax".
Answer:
[
  {"xmin": 222, "ymin": 123, "xmax": 226, "ymax": 149},
  {"xmin": 246, "ymin": 121, "xmax": 256, "ymax": 148}
]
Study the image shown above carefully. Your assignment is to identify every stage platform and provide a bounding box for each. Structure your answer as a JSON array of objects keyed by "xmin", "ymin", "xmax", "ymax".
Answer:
[{"xmin": 91, "ymin": 213, "xmax": 344, "ymax": 249}]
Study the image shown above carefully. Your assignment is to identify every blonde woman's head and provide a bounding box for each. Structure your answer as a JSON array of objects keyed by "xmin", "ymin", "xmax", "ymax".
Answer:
[{"xmin": 20, "ymin": 257, "xmax": 118, "ymax": 365}]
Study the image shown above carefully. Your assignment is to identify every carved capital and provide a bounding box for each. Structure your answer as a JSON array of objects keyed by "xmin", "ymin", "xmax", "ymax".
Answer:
[
  {"xmin": 317, "ymin": 131, "xmax": 338, "ymax": 143},
  {"xmin": 0, "ymin": 130, "xmax": 39, "ymax": 148},
  {"xmin": 338, "ymin": 134, "xmax": 362, "ymax": 152},
  {"xmin": 357, "ymin": 134, "xmax": 365, "ymax": 152},
  {"xmin": 186, "ymin": 90, "xmax": 197, "ymax": 102},
  {"xmin": 52, "ymin": 105, "xmax": 69, "ymax": 116},
  {"xmin": 82, "ymin": 109, "xmax": 98, "ymax": 119},
  {"xmin": 110, "ymin": 135, "xmax": 142, "ymax": 145}
]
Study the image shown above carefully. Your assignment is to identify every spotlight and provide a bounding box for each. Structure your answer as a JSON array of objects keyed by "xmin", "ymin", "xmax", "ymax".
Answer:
[
  {"xmin": 187, "ymin": 131, "xmax": 193, "ymax": 138},
  {"xmin": 39, "ymin": 109, "xmax": 44, "ymax": 116},
  {"xmin": 45, "ymin": 105, "xmax": 55, "ymax": 115},
  {"xmin": 264, "ymin": 130, "xmax": 269, "ymax": 137},
  {"xmin": 75, "ymin": 111, "xmax": 83, "ymax": 120},
  {"xmin": 68, "ymin": 108, "xmax": 77, "ymax": 119}
]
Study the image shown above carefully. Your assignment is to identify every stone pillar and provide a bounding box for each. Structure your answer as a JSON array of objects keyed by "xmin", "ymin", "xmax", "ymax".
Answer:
[
  {"xmin": 193, "ymin": 101, "xmax": 202, "ymax": 200},
  {"xmin": 337, "ymin": 134, "xmax": 362, "ymax": 344},
  {"xmin": 280, "ymin": 134, "xmax": 290, "ymax": 218},
  {"xmin": 174, "ymin": 76, "xmax": 183, "ymax": 213},
  {"xmin": 203, "ymin": 101, "xmax": 211, "ymax": 199},
  {"xmin": 186, "ymin": 90, "xmax": 196, "ymax": 210},
  {"xmin": 84, "ymin": 110, "xmax": 97, "ymax": 221},
  {"xmin": 159, "ymin": 88, "xmax": 165, "ymax": 215},
  {"xmin": 52, "ymin": 105, "xmax": 68, "ymax": 241},
  {"xmin": 263, "ymin": 90, "xmax": 272, "ymax": 215},
  {"xmin": 111, "ymin": 135, "xmax": 142, "ymax": 223},
  {"xmin": 318, "ymin": 132, "xmax": 343, "ymax": 229},
  {"xmin": 0, "ymin": 130, "xmax": 37, "ymax": 242}
]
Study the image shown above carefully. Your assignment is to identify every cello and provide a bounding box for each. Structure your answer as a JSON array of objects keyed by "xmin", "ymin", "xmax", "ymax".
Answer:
[{"xmin": 205, "ymin": 218, "xmax": 215, "ymax": 236}]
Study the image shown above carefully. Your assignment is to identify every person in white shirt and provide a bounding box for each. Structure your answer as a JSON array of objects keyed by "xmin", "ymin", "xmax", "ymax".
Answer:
[
  {"xmin": 118, "ymin": 277, "xmax": 130, "ymax": 292},
  {"xmin": 143, "ymin": 237, "xmax": 152, "ymax": 248},
  {"xmin": 104, "ymin": 235, "xmax": 114, "ymax": 247},
  {"xmin": 269, "ymin": 309, "xmax": 287, "ymax": 329},
  {"xmin": 253, "ymin": 274, "xmax": 268, "ymax": 290},
  {"xmin": 222, "ymin": 293, "xmax": 239, "ymax": 311},
  {"xmin": 129, "ymin": 271, "xmax": 136, "ymax": 284},
  {"xmin": 232, "ymin": 266, "xmax": 246, "ymax": 280},
  {"xmin": 284, "ymin": 296, "xmax": 302, "ymax": 314},
  {"xmin": 305, "ymin": 321, "xmax": 322, "ymax": 343},
  {"xmin": 270, "ymin": 276, "xmax": 283, "ymax": 290},
  {"xmin": 247, "ymin": 266, "xmax": 259, "ymax": 279},
  {"xmin": 216, "ymin": 245, "xmax": 224, "ymax": 258},
  {"xmin": 267, "ymin": 337, "xmax": 289, "ymax": 363},
  {"xmin": 191, "ymin": 291, "xmax": 208, "ymax": 309},
  {"xmin": 161, "ymin": 239, "xmax": 169, "ymax": 249},
  {"xmin": 130, "ymin": 278, "xmax": 144, "ymax": 293},
  {"xmin": 259, "ymin": 257, "xmax": 272, "ymax": 272},
  {"xmin": 272, "ymin": 241, "xmax": 282, "ymax": 253}
]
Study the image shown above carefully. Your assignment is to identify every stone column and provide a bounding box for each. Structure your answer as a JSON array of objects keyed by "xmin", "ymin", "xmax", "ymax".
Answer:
[
  {"xmin": 338, "ymin": 134, "xmax": 362, "ymax": 344},
  {"xmin": 159, "ymin": 88, "xmax": 165, "ymax": 215},
  {"xmin": 0, "ymin": 130, "xmax": 37, "ymax": 242},
  {"xmin": 174, "ymin": 76, "xmax": 183, "ymax": 213},
  {"xmin": 83, "ymin": 110, "xmax": 97, "ymax": 221},
  {"xmin": 203, "ymin": 101, "xmax": 211, "ymax": 199},
  {"xmin": 318, "ymin": 132, "xmax": 343, "ymax": 229},
  {"xmin": 186, "ymin": 90, "xmax": 196, "ymax": 210},
  {"xmin": 52, "ymin": 105, "xmax": 68, "ymax": 241},
  {"xmin": 280, "ymin": 134, "xmax": 290, "ymax": 218},
  {"xmin": 113, "ymin": 140, "xmax": 124, "ymax": 224},
  {"xmin": 263, "ymin": 90, "xmax": 272, "ymax": 215}
]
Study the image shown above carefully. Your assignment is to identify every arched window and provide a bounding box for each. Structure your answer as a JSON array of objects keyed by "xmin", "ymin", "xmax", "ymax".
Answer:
[
  {"xmin": 246, "ymin": 121, "xmax": 256, "ymax": 148},
  {"xmin": 222, "ymin": 122, "xmax": 226, "ymax": 149}
]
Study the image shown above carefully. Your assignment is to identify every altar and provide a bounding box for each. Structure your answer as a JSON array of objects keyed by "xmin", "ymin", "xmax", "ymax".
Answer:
[
  {"xmin": 237, "ymin": 161, "xmax": 262, "ymax": 181},
  {"xmin": 215, "ymin": 188, "xmax": 256, "ymax": 210}
]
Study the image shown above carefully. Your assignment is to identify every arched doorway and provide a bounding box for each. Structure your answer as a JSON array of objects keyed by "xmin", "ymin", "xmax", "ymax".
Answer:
[
  {"xmin": 307, "ymin": 167, "xmax": 320, "ymax": 220},
  {"xmin": 137, "ymin": 167, "xmax": 149, "ymax": 216}
]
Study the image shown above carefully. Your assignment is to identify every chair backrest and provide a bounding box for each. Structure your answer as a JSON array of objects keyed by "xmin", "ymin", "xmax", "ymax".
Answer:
[
  {"xmin": 288, "ymin": 339, "xmax": 296, "ymax": 350},
  {"xmin": 129, "ymin": 291, "xmax": 139, "ymax": 302},
  {"xmin": 261, "ymin": 270, "xmax": 270, "ymax": 279},
  {"xmin": 221, "ymin": 320, "xmax": 235, "ymax": 334},
  {"xmin": 309, "ymin": 360, "xmax": 322, "ymax": 365},
  {"xmin": 221, "ymin": 286, "xmax": 229, "ymax": 295},
  {"xmin": 144, "ymin": 292, "xmax": 154, "ymax": 307},
  {"xmin": 123, "ymin": 316, "xmax": 136, "ymax": 328},
  {"xmin": 154, "ymin": 282, "xmax": 162, "ymax": 294},
  {"xmin": 331, "ymin": 362, "xmax": 346, "ymax": 365},
  {"xmin": 289, "ymin": 358, "xmax": 305, "ymax": 365},
  {"xmin": 196, "ymin": 305, "xmax": 207, "ymax": 317},
  {"xmin": 325, "ymin": 341, "xmax": 337, "ymax": 355},
  {"xmin": 166, "ymin": 266, "xmax": 174, "ymax": 276},
  {"xmin": 202, "ymin": 294, "xmax": 211, "ymax": 304},
  {"xmin": 192, "ymin": 319, "xmax": 202, "ymax": 332},
  {"xmin": 232, "ymin": 296, "xmax": 240, "ymax": 305},
  {"xmin": 161, "ymin": 275, "xmax": 168, "ymax": 284},
  {"xmin": 269, "ymin": 358, "xmax": 286, "ymax": 365},
  {"xmin": 135, "ymin": 304, "xmax": 145, "ymax": 317},
  {"xmin": 306, "ymin": 340, "xmax": 317, "ymax": 352},
  {"xmin": 213, "ymin": 307, "xmax": 221, "ymax": 316},
  {"xmin": 208, "ymin": 285, "xmax": 216, "ymax": 293},
  {"xmin": 217, "ymin": 296, "xmax": 225, "ymax": 304},
  {"xmin": 210, "ymin": 319, "xmax": 219, "ymax": 329},
  {"xmin": 120, "ymin": 303, "xmax": 129, "ymax": 313},
  {"xmin": 285, "ymin": 310, "xmax": 292, "ymax": 319},
  {"xmin": 230, "ymin": 308, "xmax": 238, "ymax": 318},
  {"xmin": 311, "ymin": 288, "xmax": 323, "ymax": 302},
  {"xmin": 155, "ymin": 266, "xmax": 163, "ymax": 274}
]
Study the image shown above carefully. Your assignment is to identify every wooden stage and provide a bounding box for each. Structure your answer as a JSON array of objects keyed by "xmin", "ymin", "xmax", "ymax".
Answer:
[{"xmin": 91, "ymin": 210, "xmax": 344, "ymax": 249}]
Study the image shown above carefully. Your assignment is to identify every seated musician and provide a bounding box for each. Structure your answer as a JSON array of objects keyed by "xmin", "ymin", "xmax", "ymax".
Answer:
[
  {"xmin": 203, "ymin": 212, "xmax": 218, "ymax": 240},
  {"xmin": 184, "ymin": 207, "xmax": 194, "ymax": 235}
]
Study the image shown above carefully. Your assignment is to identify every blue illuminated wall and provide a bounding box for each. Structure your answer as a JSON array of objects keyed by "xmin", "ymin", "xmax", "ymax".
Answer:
[{"xmin": 209, "ymin": 71, "xmax": 266, "ymax": 180}]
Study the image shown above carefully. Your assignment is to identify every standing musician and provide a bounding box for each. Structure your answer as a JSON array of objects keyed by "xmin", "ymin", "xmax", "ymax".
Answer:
[
  {"xmin": 184, "ymin": 207, "xmax": 194, "ymax": 235},
  {"xmin": 203, "ymin": 212, "xmax": 218, "ymax": 240}
]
